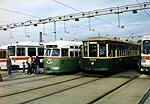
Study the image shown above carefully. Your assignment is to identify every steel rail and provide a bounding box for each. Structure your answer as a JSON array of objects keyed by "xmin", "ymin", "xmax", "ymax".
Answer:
[{"xmin": 87, "ymin": 74, "xmax": 141, "ymax": 104}]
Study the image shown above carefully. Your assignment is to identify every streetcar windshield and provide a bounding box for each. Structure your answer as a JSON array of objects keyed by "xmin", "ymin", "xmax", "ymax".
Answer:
[
  {"xmin": 89, "ymin": 44, "xmax": 97, "ymax": 57},
  {"xmin": 51, "ymin": 49, "xmax": 60, "ymax": 57},
  {"xmin": 8, "ymin": 46, "xmax": 15, "ymax": 56},
  {"xmin": 143, "ymin": 40, "xmax": 150, "ymax": 54},
  {"xmin": 45, "ymin": 49, "xmax": 51, "ymax": 56}
]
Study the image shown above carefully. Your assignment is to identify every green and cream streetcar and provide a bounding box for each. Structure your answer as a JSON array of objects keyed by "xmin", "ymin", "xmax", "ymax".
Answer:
[
  {"xmin": 44, "ymin": 41, "xmax": 82, "ymax": 73},
  {"xmin": 82, "ymin": 37, "xmax": 140, "ymax": 74}
]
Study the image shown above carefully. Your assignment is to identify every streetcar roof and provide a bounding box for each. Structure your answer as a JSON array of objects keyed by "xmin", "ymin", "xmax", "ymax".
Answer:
[
  {"xmin": 9, "ymin": 41, "xmax": 45, "ymax": 47},
  {"xmin": 0, "ymin": 45, "xmax": 8, "ymax": 49},
  {"xmin": 45, "ymin": 40, "xmax": 82, "ymax": 48},
  {"xmin": 142, "ymin": 35, "xmax": 150, "ymax": 41},
  {"xmin": 82, "ymin": 37, "xmax": 139, "ymax": 45}
]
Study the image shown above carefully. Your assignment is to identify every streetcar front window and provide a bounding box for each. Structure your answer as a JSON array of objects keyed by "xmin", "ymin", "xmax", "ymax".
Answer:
[
  {"xmin": 51, "ymin": 49, "xmax": 60, "ymax": 57},
  {"xmin": 89, "ymin": 44, "xmax": 97, "ymax": 57},
  {"xmin": 8, "ymin": 46, "xmax": 15, "ymax": 56},
  {"xmin": 45, "ymin": 49, "xmax": 51, "ymax": 56},
  {"xmin": 143, "ymin": 40, "xmax": 150, "ymax": 54}
]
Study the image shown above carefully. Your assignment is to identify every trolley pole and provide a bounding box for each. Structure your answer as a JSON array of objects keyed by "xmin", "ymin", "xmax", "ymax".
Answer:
[{"xmin": 53, "ymin": 21, "xmax": 56, "ymax": 41}]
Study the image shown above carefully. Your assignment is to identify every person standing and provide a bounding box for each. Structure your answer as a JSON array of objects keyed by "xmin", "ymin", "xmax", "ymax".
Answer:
[
  {"xmin": 34, "ymin": 56, "xmax": 40, "ymax": 74},
  {"xmin": 22, "ymin": 62, "xmax": 25, "ymax": 75},
  {"xmin": 6, "ymin": 55, "xmax": 12, "ymax": 77},
  {"xmin": 27, "ymin": 56, "xmax": 33, "ymax": 74}
]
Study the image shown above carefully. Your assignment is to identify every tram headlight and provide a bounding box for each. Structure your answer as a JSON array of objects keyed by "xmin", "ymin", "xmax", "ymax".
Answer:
[
  {"xmin": 46, "ymin": 61, "xmax": 53, "ymax": 65},
  {"xmin": 91, "ymin": 62, "xmax": 94, "ymax": 66}
]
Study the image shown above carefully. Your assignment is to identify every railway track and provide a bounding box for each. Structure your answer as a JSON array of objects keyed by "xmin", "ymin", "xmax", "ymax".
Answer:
[
  {"xmin": 87, "ymin": 73, "xmax": 141, "ymax": 104},
  {"xmin": 19, "ymin": 77, "xmax": 101, "ymax": 104},
  {"xmin": 0, "ymin": 74, "xmax": 61, "ymax": 87},
  {"xmin": 0, "ymin": 70, "xmax": 21, "ymax": 77},
  {"xmin": 0, "ymin": 76, "xmax": 86, "ymax": 98},
  {"xmin": 138, "ymin": 88, "xmax": 150, "ymax": 104},
  {"xmin": 1, "ymin": 71, "xmax": 59, "ymax": 82},
  {"xmin": 0, "ymin": 70, "xmax": 141, "ymax": 104},
  {"xmin": 0, "ymin": 73, "xmax": 103, "ymax": 104}
]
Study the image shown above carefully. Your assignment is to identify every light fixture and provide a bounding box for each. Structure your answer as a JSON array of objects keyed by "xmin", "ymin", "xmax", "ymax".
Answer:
[
  {"xmin": 34, "ymin": 24, "xmax": 38, "ymax": 26},
  {"xmin": 39, "ymin": 20, "xmax": 42, "ymax": 22},
  {"xmin": 75, "ymin": 18, "xmax": 79, "ymax": 21},
  {"xmin": 82, "ymin": 14, "xmax": 85, "ymax": 16},
  {"xmin": 133, "ymin": 10, "xmax": 137, "ymax": 14},
  {"xmin": 3, "ymin": 28, "xmax": 7, "ymax": 31}
]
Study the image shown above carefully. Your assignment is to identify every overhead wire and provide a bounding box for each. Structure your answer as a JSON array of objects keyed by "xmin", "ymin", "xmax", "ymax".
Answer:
[
  {"xmin": 0, "ymin": 7, "xmax": 41, "ymax": 19},
  {"xmin": 50, "ymin": 0, "xmax": 134, "ymax": 34},
  {"xmin": 51, "ymin": 0, "xmax": 81, "ymax": 13},
  {"xmin": 136, "ymin": 0, "xmax": 150, "ymax": 18}
]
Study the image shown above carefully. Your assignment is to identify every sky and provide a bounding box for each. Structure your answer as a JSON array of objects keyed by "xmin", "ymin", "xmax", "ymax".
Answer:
[{"xmin": 0, "ymin": 0, "xmax": 150, "ymax": 45}]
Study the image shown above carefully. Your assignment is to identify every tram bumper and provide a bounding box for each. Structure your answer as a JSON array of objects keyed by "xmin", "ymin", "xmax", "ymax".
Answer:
[
  {"xmin": 141, "ymin": 63, "xmax": 150, "ymax": 71},
  {"xmin": 140, "ymin": 67, "xmax": 150, "ymax": 72},
  {"xmin": 44, "ymin": 66, "xmax": 60, "ymax": 72}
]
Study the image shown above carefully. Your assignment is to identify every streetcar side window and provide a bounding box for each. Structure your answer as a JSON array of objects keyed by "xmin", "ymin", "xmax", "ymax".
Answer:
[
  {"xmin": 109, "ymin": 45, "xmax": 116, "ymax": 57},
  {"xmin": 75, "ymin": 51, "xmax": 78, "ymax": 57},
  {"xmin": 70, "ymin": 46, "xmax": 74, "ymax": 49},
  {"xmin": 28, "ymin": 48, "xmax": 36, "ymax": 56},
  {"xmin": 83, "ymin": 42, "xmax": 87, "ymax": 57},
  {"xmin": 0, "ymin": 50, "xmax": 6, "ymax": 58},
  {"xmin": 8, "ymin": 46, "xmax": 15, "ymax": 56},
  {"xmin": 17, "ymin": 48, "xmax": 25, "ymax": 56},
  {"xmin": 61, "ymin": 48, "xmax": 68, "ymax": 57},
  {"xmin": 51, "ymin": 49, "xmax": 60, "ymax": 57},
  {"xmin": 0, "ymin": 51, "xmax": 2, "ymax": 58},
  {"xmin": 70, "ymin": 51, "xmax": 74, "ymax": 57},
  {"xmin": 75, "ymin": 46, "xmax": 78, "ymax": 49},
  {"xmin": 38, "ymin": 48, "xmax": 44, "ymax": 56}
]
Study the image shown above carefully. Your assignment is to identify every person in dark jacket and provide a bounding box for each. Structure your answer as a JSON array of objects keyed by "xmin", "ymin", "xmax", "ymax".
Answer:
[
  {"xmin": 34, "ymin": 56, "xmax": 40, "ymax": 74},
  {"xmin": 6, "ymin": 55, "xmax": 12, "ymax": 77}
]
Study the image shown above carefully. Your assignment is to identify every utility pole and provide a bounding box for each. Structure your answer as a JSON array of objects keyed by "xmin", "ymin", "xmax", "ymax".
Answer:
[
  {"xmin": 53, "ymin": 21, "xmax": 56, "ymax": 41},
  {"xmin": 98, "ymin": 33, "xmax": 100, "ymax": 37}
]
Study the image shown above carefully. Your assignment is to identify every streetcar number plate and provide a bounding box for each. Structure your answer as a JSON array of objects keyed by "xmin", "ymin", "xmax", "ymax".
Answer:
[{"xmin": 90, "ymin": 59, "xmax": 96, "ymax": 61}]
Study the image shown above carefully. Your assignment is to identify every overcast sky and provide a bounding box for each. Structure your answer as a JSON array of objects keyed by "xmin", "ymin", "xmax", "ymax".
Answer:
[{"xmin": 0, "ymin": 0, "xmax": 150, "ymax": 45}]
